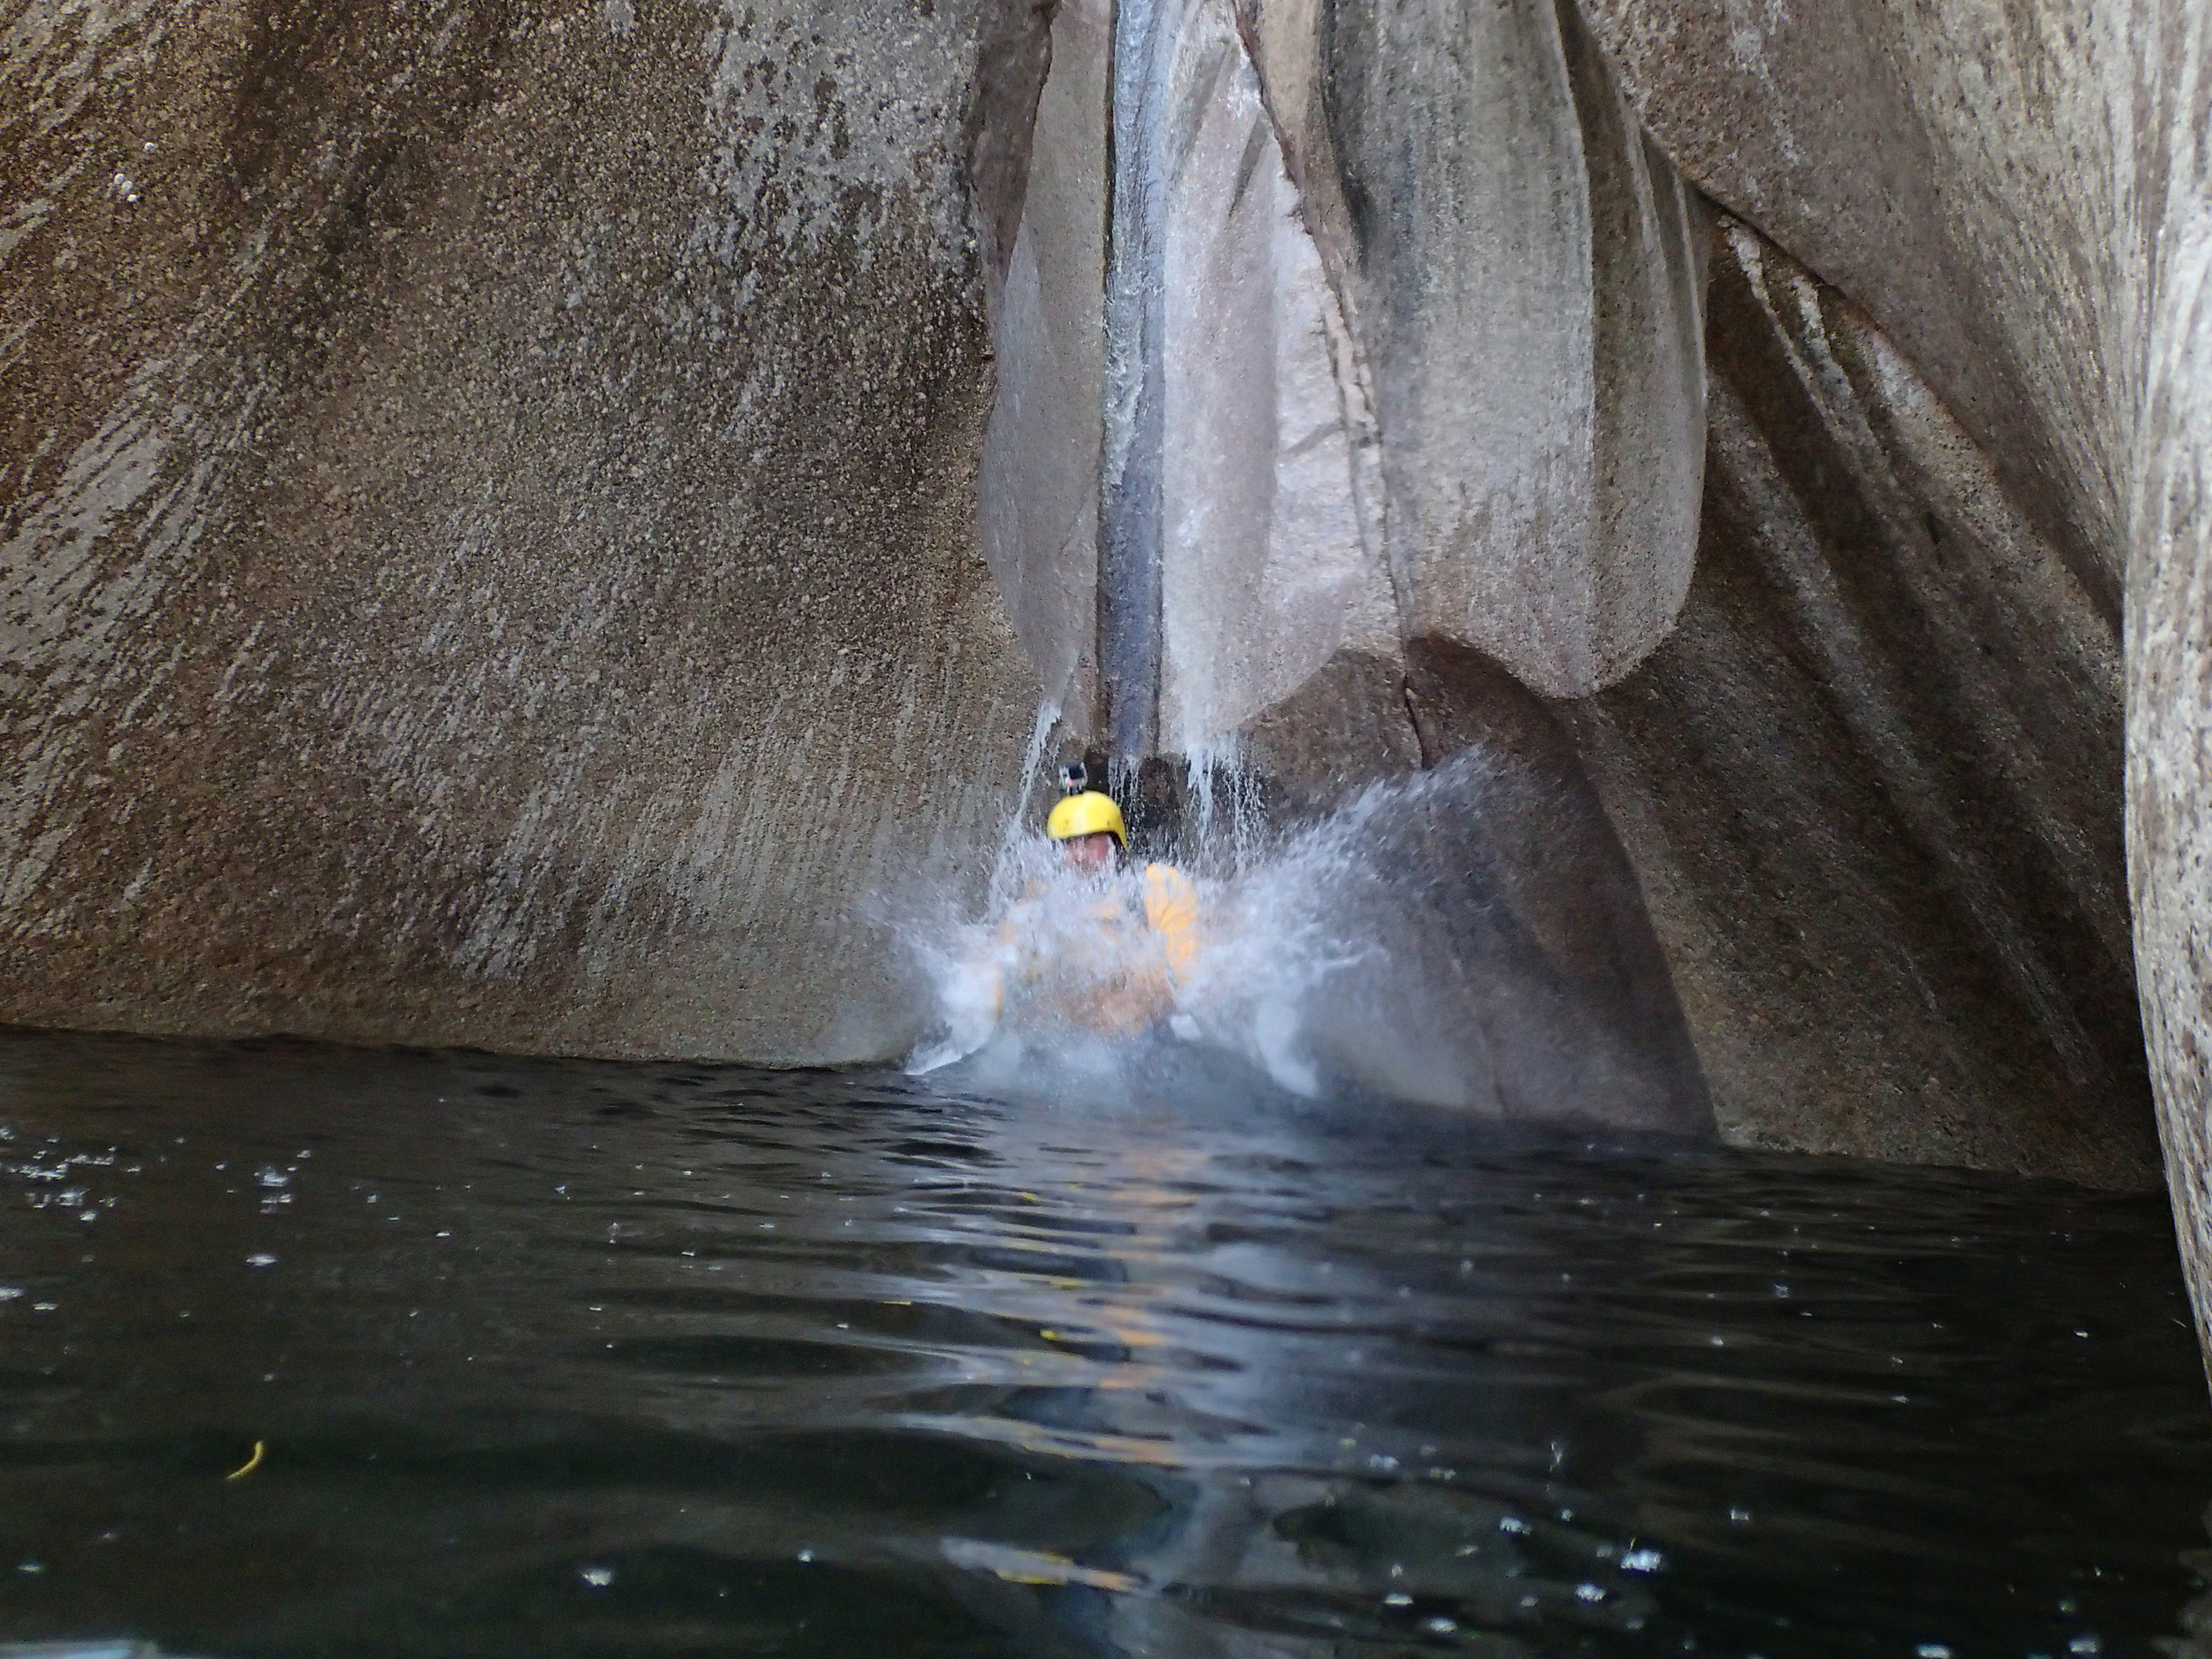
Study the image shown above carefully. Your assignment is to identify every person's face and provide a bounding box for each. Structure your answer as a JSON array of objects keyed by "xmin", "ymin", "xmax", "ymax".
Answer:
[{"xmin": 1061, "ymin": 831, "xmax": 1118, "ymax": 872}]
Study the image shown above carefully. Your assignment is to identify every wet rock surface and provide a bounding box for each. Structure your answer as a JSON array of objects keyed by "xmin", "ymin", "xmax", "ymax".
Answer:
[
  {"xmin": 1, "ymin": 0, "xmax": 1039, "ymax": 1061},
  {"xmin": 971, "ymin": 0, "xmax": 1107, "ymax": 719},
  {"xmin": 1563, "ymin": 0, "xmax": 2208, "ymax": 1302},
  {"xmin": 1241, "ymin": 0, "xmax": 1709, "ymax": 701},
  {"xmin": 1209, "ymin": 0, "xmax": 2162, "ymax": 1179},
  {"xmin": 1399, "ymin": 638, "xmax": 1713, "ymax": 1137}
]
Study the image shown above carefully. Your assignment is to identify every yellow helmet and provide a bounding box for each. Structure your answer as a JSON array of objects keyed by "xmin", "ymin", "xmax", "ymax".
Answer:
[{"xmin": 1047, "ymin": 789, "xmax": 1126, "ymax": 847}]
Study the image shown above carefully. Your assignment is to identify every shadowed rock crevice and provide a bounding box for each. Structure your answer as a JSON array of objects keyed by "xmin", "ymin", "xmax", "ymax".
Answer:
[
  {"xmin": 1194, "ymin": 634, "xmax": 1709, "ymax": 1135},
  {"xmin": 964, "ymin": 0, "xmax": 1061, "ymax": 315},
  {"xmin": 972, "ymin": 0, "xmax": 1109, "ymax": 721},
  {"xmin": 1399, "ymin": 636, "xmax": 1714, "ymax": 1135},
  {"xmin": 1233, "ymin": 649, "xmax": 1421, "ymax": 817}
]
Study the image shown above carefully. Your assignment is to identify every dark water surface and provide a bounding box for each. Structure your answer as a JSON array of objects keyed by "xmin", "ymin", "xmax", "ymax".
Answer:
[{"xmin": 2, "ymin": 1030, "xmax": 2208, "ymax": 1658}]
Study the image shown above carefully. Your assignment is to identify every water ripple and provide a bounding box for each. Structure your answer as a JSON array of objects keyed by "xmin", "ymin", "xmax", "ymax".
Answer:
[{"xmin": 0, "ymin": 1031, "xmax": 2203, "ymax": 1657}]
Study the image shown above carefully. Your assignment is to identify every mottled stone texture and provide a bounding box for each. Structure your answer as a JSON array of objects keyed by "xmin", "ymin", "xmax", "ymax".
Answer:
[{"xmin": 0, "ymin": 0, "xmax": 1040, "ymax": 1060}]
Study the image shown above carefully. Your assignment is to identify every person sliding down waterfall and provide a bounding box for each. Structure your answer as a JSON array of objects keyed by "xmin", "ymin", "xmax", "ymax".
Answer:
[
  {"xmin": 912, "ymin": 765, "xmax": 1203, "ymax": 1069},
  {"xmin": 1018, "ymin": 772, "xmax": 1202, "ymax": 1035}
]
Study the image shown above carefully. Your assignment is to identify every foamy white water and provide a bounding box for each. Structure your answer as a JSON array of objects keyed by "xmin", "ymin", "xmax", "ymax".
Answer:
[{"xmin": 905, "ymin": 753, "xmax": 1509, "ymax": 1109}]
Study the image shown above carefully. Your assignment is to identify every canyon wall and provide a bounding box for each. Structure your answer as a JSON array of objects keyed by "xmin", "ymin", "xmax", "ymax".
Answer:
[
  {"xmin": 971, "ymin": 0, "xmax": 1717, "ymax": 1131},
  {"xmin": 1, "ymin": 0, "xmax": 1040, "ymax": 1061},
  {"xmin": 1564, "ymin": 0, "xmax": 2210, "ymax": 1352},
  {"xmin": 1569, "ymin": 221, "xmax": 2153, "ymax": 1186},
  {"xmin": 3, "ymin": 0, "xmax": 2206, "ymax": 1233},
  {"xmin": 1120, "ymin": 0, "xmax": 2162, "ymax": 1185}
]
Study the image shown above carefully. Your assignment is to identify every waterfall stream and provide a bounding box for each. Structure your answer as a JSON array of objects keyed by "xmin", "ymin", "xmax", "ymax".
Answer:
[{"xmin": 1096, "ymin": 0, "xmax": 1171, "ymax": 760}]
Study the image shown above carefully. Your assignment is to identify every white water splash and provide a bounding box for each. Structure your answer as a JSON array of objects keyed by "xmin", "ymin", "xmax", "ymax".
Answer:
[
  {"xmin": 989, "ymin": 699, "xmax": 1064, "ymax": 899},
  {"xmin": 905, "ymin": 752, "xmax": 1506, "ymax": 1110}
]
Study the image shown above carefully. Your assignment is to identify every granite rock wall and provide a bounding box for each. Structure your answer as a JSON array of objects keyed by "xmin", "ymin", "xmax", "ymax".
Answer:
[
  {"xmin": 1567, "ymin": 221, "xmax": 2154, "ymax": 1187},
  {"xmin": 1, "ymin": 0, "xmax": 1041, "ymax": 1061},
  {"xmin": 1229, "ymin": 0, "xmax": 1709, "ymax": 703},
  {"xmin": 1567, "ymin": 0, "xmax": 2210, "ymax": 1353}
]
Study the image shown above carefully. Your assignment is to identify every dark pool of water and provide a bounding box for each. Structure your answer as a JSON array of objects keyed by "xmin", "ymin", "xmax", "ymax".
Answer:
[{"xmin": 1, "ymin": 1029, "xmax": 2208, "ymax": 1658}]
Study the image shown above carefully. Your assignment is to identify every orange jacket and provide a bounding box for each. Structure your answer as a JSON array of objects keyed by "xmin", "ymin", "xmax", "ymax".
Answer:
[{"xmin": 992, "ymin": 863, "xmax": 1202, "ymax": 1036}]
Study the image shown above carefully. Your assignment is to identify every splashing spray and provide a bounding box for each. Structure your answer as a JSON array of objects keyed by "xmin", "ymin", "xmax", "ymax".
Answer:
[{"xmin": 905, "ymin": 749, "xmax": 1518, "ymax": 1112}]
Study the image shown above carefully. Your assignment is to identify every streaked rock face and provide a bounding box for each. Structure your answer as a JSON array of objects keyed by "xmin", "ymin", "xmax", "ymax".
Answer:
[
  {"xmin": 1570, "ymin": 223, "xmax": 2153, "ymax": 1187},
  {"xmin": 1398, "ymin": 638, "xmax": 1713, "ymax": 1137},
  {"xmin": 1570, "ymin": 0, "xmax": 2148, "ymax": 613},
  {"xmin": 2133, "ymin": 250, "xmax": 2212, "ymax": 1368},
  {"xmin": 2126, "ymin": 43, "xmax": 2212, "ymax": 1356},
  {"xmin": 1005, "ymin": 0, "xmax": 2179, "ymax": 1189},
  {"xmin": 1256, "ymin": 0, "xmax": 1709, "ymax": 700},
  {"xmin": 970, "ymin": 0, "xmax": 1716, "ymax": 1132},
  {"xmin": 1568, "ymin": 0, "xmax": 2209, "ymax": 1275},
  {"xmin": 1155, "ymin": 0, "xmax": 1394, "ymax": 752},
  {"xmin": 972, "ymin": 0, "xmax": 1108, "ymax": 721},
  {"xmin": 987, "ymin": 0, "xmax": 1713, "ymax": 729},
  {"xmin": 1, "ymin": 0, "xmax": 1041, "ymax": 1061}
]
